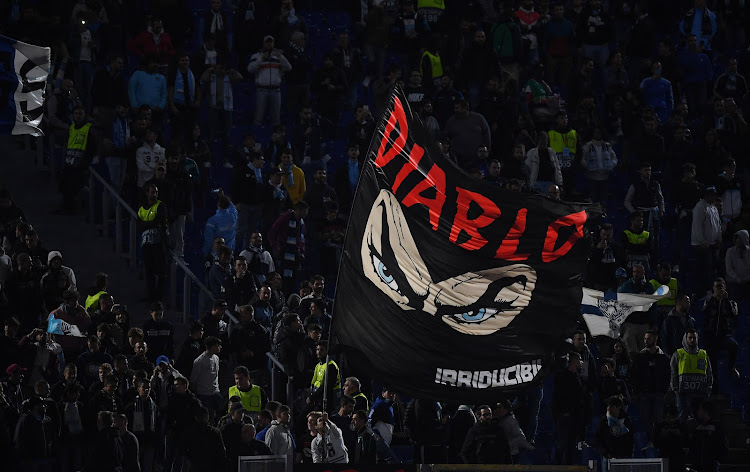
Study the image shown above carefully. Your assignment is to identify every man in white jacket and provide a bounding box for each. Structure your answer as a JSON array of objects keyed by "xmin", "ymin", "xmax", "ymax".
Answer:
[
  {"xmin": 312, "ymin": 412, "xmax": 349, "ymax": 463},
  {"xmin": 691, "ymin": 186, "xmax": 722, "ymax": 297},
  {"xmin": 265, "ymin": 405, "xmax": 294, "ymax": 457},
  {"xmin": 725, "ymin": 229, "xmax": 750, "ymax": 298},
  {"xmin": 247, "ymin": 35, "xmax": 292, "ymax": 126},
  {"xmin": 135, "ymin": 128, "xmax": 166, "ymax": 189}
]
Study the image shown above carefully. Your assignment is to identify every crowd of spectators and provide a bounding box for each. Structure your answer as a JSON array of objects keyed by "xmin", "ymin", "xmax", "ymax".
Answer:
[{"xmin": 2, "ymin": 0, "xmax": 750, "ymax": 470}]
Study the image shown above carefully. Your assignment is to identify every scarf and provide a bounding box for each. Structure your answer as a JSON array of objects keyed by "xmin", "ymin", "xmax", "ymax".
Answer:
[
  {"xmin": 209, "ymin": 73, "xmax": 233, "ymax": 111},
  {"xmin": 210, "ymin": 10, "xmax": 224, "ymax": 33},
  {"xmin": 204, "ymin": 47, "xmax": 217, "ymax": 66},
  {"xmin": 64, "ymin": 401, "xmax": 84, "ymax": 434},
  {"xmin": 173, "ymin": 69, "xmax": 196, "ymax": 106},
  {"xmin": 112, "ymin": 116, "xmax": 130, "ymax": 149},
  {"xmin": 282, "ymin": 164, "xmax": 294, "ymax": 186},
  {"xmin": 606, "ymin": 412, "xmax": 629, "ymax": 437}
]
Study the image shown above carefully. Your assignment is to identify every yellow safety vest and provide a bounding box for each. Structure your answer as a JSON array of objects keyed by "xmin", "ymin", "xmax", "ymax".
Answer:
[
  {"xmin": 676, "ymin": 348, "xmax": 709, "ymax": 393},
  {"xmin": 352, "ymin": 391, "xmax": 370, "ymax": 411},
  {"xmin": 624, "ymin": 229, "xmax": 650, "ymax": 246},
  {"xmin": 420, "ymin": 51, "xmax": 443, "ymax": 82},
  {"xmin": 417, "ymin": 0, "xmax": 445, "ymax": 9},
  {"xmin": 312, "ymin": 360, "xmax": 341, "ymax": 391},
  {"xmin": 228, "ymin": 384, "xmax": 263, "ymax": 413},
  {"xmin": 138, "ymin": 201, "xmax": 161, "ymax": 222},
  {"xmin": 650, "ymin": 278, "xmax": 679, "ymax": 306},
  {"xmin": 85, "ymin": 290, "xmax": 107, "ymax": 312},
  {"xmin": 548, "ymin": 129, "xmax": 577, "ymax": 169},
  {"xmin": 65, "ymin": 122, "xmax": 92, "ymax": 166}
]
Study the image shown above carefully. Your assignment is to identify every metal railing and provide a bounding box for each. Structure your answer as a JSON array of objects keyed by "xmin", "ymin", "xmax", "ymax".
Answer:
[
  {"xmin": 85, "ymin": 166, "xmax": 240, "ymax": 325},
  {"xmin": 267, "ymin": 352, "xmax": 295, "ymax": 420}
]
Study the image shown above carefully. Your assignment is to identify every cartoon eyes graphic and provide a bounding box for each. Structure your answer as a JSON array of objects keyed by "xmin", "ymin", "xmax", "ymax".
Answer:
[
  {"xmin": 372, "ymin": 253, "xmax": 400, "ymax": 294},
  {"xmin": 362, "ymin": 190, "xmax": 537, "ymax": 335},
  {"xmin": 452, "ymin": 307, "xmax": 500, "ymax": 323}
]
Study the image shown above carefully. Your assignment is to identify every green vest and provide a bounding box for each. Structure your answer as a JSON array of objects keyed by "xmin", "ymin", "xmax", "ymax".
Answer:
[
  {"xmin": 676, "ymin": 348, "xmax": 709, "ymax": 393},
  {"xmin": 228, "ymin": 384, "xmax": 263, "ymax": 413},
  {"xmin": 138, "ymin": 200, "xmax": 163, "ymax": 246},
  {"xmin": 650, "ymin": 278, "xmax": 679, "ymax": 306},
  {"xmin": 65, "ymin": 122, "xmax": 92, "ymax": 167},
  {"xmin": 420, "ymin": 51, "xmax": 443, "ymax": 83},
  {"xmin": 138, "ymin": 200, "xmax": 161, "ymax": 222},
  {"xmin": 85, "ymin": 290, "xmax": 107, "ymax": 312},
  {"xmin": 417, "ymin": 0, "xmax": 445, "ymax": 9},
  {"xmin": 548, "ymin": 129, "xmax": 577, "ymax": 169},
  {"xmin": 352, "ymin": 391, "xmax": 369, "ymax": 411},
  {"xmin": 624, "ymin": 229, "xmax": 650, "ymax": 246},
  {"xmin": 312, "ymin": 360, "xmax": 341, "ymax": 390}
]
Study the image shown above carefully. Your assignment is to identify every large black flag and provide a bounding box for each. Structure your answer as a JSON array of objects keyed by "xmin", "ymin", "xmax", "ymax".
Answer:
[{"xmin": 331, "ymin": 86, "xmax": 597, "ymax": 402}]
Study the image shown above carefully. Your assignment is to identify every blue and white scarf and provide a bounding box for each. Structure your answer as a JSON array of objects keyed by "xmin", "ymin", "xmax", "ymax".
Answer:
[
  {"xmin": 173, "ymin": 69, "xmax": 196, "ymax": 105},
  {"xmin": 209, "ymin": 73, "xmax": 233, "ymax": 111},
  {"xmin": 112, "ymin": 116, "xmax": 130, "ymax": 149}
]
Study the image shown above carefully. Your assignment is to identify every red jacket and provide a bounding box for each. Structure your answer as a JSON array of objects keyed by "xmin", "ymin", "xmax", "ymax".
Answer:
[{"xmin": 128, "ymin": 29, "xmax": 175, "ymax": 65}]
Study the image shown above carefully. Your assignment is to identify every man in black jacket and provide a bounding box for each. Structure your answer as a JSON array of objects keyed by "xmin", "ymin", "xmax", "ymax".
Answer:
[
  {"xmin": 165, "ymin": 376, "xmax": 202, "ymax": 472},
  {"xmin": 553, "ymin": 351, "xmax": 586, "ymax": 465},
  {"xmin": 87, "ymin": 410, "xmax": 124, "ymax": 471},
  {"xmin": 702, "ymin": 277, "xmax": 740, "ymax": 388},
  {"xmin": 351, "ymin": 409, "xmax": 378, "ymax": 464},
  {"xmin": 182, "ymin": 406, "xmax": 226, "ymax": 471},
  {"xmin": 229, "ymin": 305, "xmax": 269, "ymax": 373},
  {"xmin": 231, "ymin": 151, "xmax": 266, "ymax": 252},
  {"xmin": 142, "ymin": 301, "xmax": 174, "ymax": 363},
  {"xmin": 175, "ymin": 321, "xmax": 204, "ymax": 379},
  {"xmin": 461, "ymin": 405, "xmax": 511, "ymax": 464},
  {"xmin": 632, "ymin": 330, "xmax": 670, "ymax": 447}
]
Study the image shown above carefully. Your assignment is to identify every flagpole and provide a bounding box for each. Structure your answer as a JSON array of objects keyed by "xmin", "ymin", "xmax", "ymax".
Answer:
[{"xmin": 322, "ymin": 354, "xmax": 329, "ymax": 412}]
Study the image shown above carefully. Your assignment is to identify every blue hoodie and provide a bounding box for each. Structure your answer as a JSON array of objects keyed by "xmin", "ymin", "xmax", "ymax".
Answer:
[
  {"xmin": 202, "ymin": 202, "xmax": 238, "ymax": 254},
  {"xmin": 640, "ymin": 76, "xmax": 674, "ymax": 123},
  {"xmin": 128, "ymin": 70, "xmax": 167, "ymax": 109}
]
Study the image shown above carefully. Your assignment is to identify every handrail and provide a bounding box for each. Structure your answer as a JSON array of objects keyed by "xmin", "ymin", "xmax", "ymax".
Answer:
[
  {"xmin": 172, "ymin": 251, "xmax": 213, "ymax": 297},
  {"xmin": 89, "ymin": 167, "xmax": 139, "ymax": 219},
  {"xmin": 266, "ymin": 352, "xmax": 288, "ymax": 375},
  {"xmin": 86, "ymin": 163, "xmax": 240, "ymax": 326}
]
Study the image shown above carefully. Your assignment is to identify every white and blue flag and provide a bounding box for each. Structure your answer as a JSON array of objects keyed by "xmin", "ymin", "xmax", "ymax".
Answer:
[
  {"xmin": 0, "ymin": 35, "xmax": 50, "ymax": 136},
  {"xmin": 581, "ymin": 287, "xmax": 668, "ymax": 338}
]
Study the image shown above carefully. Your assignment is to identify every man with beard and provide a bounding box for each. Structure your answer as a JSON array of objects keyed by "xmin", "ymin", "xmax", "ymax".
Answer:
[
  {"xmin": 297, "ymin": 275, "xmax": 333, "ymax": 320},
  {"xmin": 239, "ymin": 232, "xmax": 275, "ymax": 286},
  {"xmin": 227, "ymin": 257, "xmax": 258, "ymax": 309},
  {"xmin": 670, "ymin": 329, "xmax": 712, "ymax": 421},
  {"xmin": 229, "ymin": 308, "xmax": 270, "ymax": 373},
  {"xmin": 633, "ymin": 330, "xmax": 670, "ymax": 448}
]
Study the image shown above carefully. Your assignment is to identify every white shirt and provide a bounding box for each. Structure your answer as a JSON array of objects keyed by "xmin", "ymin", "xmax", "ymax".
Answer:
[
  {"xmin": 135, "ymin": 143, "xmax": 166, "ymax": 187},
  {"xmin": 79, "ymin": 29, "xmax": 93, "ymax": 62},
  {"xmin": 190, "ymin": 351, "xmax": 220, "ymax": 395},
  {"xmin": 311, "ymin": 420, "xmax": 349, "ymax": 464}
]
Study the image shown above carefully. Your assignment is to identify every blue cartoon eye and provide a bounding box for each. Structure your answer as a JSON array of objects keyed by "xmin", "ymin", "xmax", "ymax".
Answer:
[
  {"xmin": 372, "ymin": 254, "xmax": 400, "ymax": 293},
  {"xmin": 457, "ymin": 308, "xmax": 499, "ymax": 323}
]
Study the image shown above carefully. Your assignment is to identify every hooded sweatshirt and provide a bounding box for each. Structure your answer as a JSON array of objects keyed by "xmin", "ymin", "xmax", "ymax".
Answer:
[
  {"xmin": 670, "ymin": 332, "xmax": 712, "ymax": 392},
  {"xmin": 264, "ymin": 419, "xmax": 294, "ymax": 456},
  {"xmin": 725, "ymin": 229, "xmax": 750, "ymax": 284}
]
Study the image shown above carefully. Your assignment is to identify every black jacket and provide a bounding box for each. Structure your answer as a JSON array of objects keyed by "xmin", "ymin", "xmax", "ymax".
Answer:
[
  {"xmin": 167, "ymin": 390, "xmax": 202, "ymax": 435},
  {"xmin": 461, "ymin": 418, "xmax": 511, "ymax": 464},
  {"xmin": 175, "ymin": 337, "xmax": 204, "ymax": 379},
  {"xmin": 702, "ymin": 296, "xmax": 738, "ymax": 336},
  {"xmin": 594, "ymin": 411, "xmax": 634, "ymax": 459},
  {"xmin": 85, "ymin": 426, "xmax": 124, "ymax": 471},
  {"xmin": 353, "ymin": 427, "xmax": 378, "ymax": 464},
  {"xmin": 182, "ymin": 423, "xmax": 226, "ymax": 471}
]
